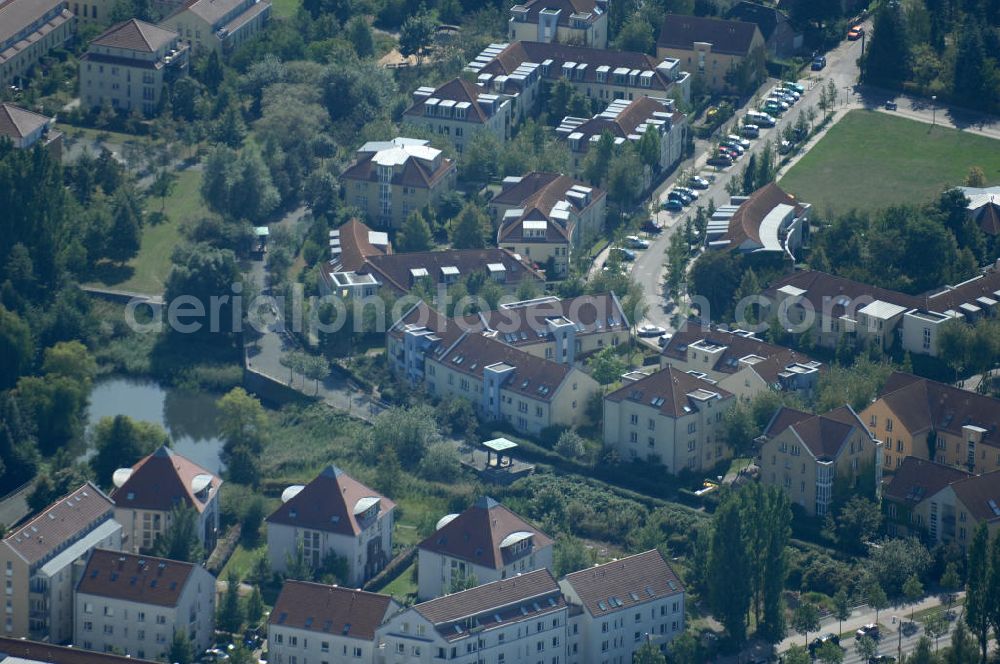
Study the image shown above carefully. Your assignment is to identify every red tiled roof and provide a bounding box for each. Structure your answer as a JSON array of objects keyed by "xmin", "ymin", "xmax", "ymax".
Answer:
[
  {"xmin": 0, "ymin": 102, "xmax": 52, "ymax": 141},
  {"xmin": 657, "ymin": 14, "xmax": 761, "ymax": 56},
  {"xmin": 723, "ymin": 182, "xmax": 806, "ymax": 247},
  {"xmin": 403, "ymin": 78, "xmax": 491, "ymax": 123},
  {"xmin": 495, "ymin": 172, "xmax": 605, "ymax": 244},
  {"xmin": 948, "ymin": 471, "xmax": 1000, "ymax": 522},
  {"xmin": 764, "ymin": 406, "xmax": 867, "ymax": 460},
  {"xmin": 875, "ymin": 372, "xmax": 1000, "ymax": 446},
  {"xmin": 883, "ymin": 457, "xmax": 971, "ymax": 504},
  {"xmin": 571, "ymin": 96, "xmax": 672, "ymax": 141},
  {"xmin": 418, "ymin": 497, "xmax": 553, "ymax": 569},
  {"xmin": 0, "ymin": 637, "xmax": 158, "ymax": 664},
  {"xmin": 340, "ymin": 148, "xmax": 454, "ymax": 190},
  {"xmin": 269, "ymin": 580, "xmax": 395, "ymax": 640},
  {"xmin": 336, "ymin": 218, "xmax": 390, "ymax": 272},
  {"xmin": 470, "ymin": 293, "xmax": 628, "ymax": 346},
  {"xmin": 660, "ymin": 324, "xmax": 820, "ymax": 376},
  {"xmin": 513, "ymin": 0, "xmax": 603, "ymax": 27},
  {"xmin": 360, "ymin": 248, "xmax": 545, "ymax": 295},
  {"xmin": 111, "ymin": 446, "xmax": 221, "ymax": 514},
  {"xmin": 562, "ymin": 550, "xmax": 683, "ymax": 617},
  {"xmin": 76, "ymin": 549, "xmax": 197, "ymax": 607},
  {"xmin": 2, "ymin": 482, "xmax": 114, "ymax": 566},
  {"xmin": 267, "ymin": 466, "xmax": 395, "ymax": 537},
  {"xmin": 605, "ymin": 365, "xmax": 732, "ymax": 418}
]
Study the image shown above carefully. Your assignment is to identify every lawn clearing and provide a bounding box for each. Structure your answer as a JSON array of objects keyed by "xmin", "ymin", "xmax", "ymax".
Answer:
[
  {"xmin": 86, "ymin": 169, "xmax": 211, "ymax": 294},
  {"xmin": 270, "ymin": 0, "xmax": 301, "ymax": 18},
  {"xmin": 220, "ymin": 542, "xmax": 266, "ymax": 582},
  {"xmin": 779, "ymin": 110, "xmax": 1000, "ymax": 215},
  {"xmin": 380, "ymin": 560, "xmax": 418, "ymax": 602}
]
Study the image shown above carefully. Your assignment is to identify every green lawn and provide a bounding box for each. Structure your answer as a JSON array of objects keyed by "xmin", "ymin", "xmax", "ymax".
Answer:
[
  {"xmin": 779, "ymin": 110, "xmax": 1000, "ymax": 215},
  {"xmin": 380, "ymin": 560, "xmax": 418, "ymax": 602},
  {"xmin": 270, "ymin": 0, "xmax": 301, "ymax": 18},
  {"xmin": 220, "ymin": 542, "xmax": 267, "ymax": 582},
  {"xmin": 87, "ymin": 169, "xmax": 209, "ymax": 295}
]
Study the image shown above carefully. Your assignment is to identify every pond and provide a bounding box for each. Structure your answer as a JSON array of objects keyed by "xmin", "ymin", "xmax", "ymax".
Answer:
[{"xmin": 86, "ymin": 377, "xmax": 225, "ymax": 474}]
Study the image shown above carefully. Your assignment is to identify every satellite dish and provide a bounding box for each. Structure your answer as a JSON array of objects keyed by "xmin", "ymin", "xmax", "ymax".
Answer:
[
  {"xmin": 281, "ymin": 485, "xmax": 305, "ymax": 503},
  {"xmin": 112, "ymin": 468, "xmax": 133, "ymax": 488},
  {"xmin": 435, "ymin": 514, "xmax": 459, "ymax": 531},
  {"xmin": 190, "ymin": 474, "xmax": 213, "ymax": 495}
]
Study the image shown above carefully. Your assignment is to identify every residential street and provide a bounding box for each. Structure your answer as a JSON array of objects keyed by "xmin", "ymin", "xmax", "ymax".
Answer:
[{"xmin": 630, "ymin": 26, "xmax": 868, "ymax": 331}]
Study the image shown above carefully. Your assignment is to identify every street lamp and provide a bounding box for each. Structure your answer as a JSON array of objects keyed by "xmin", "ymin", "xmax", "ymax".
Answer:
[
  {"xmin": 931, "ymin": 95, "xmax": 938, "ymax": 128},
  {"xmin": 896, "ymin": 616, "xmax": 903, "ymax": 662},
  {"xmin": 844, "ymin": 86, "xmax": 851, "ymax": 107}
]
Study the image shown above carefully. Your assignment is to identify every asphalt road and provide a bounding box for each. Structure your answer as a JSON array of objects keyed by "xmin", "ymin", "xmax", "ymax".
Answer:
[{"xmin": 630, "ymin": 27, "xmax": 869, "ymax": 332}]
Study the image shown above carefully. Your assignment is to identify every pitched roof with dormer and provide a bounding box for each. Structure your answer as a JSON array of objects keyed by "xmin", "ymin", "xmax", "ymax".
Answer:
[
  {"xmin": 76, "ymin": 549, "xmax": 200, "ymax": 607},
  {"xmin": 110, "ymin": 446, "xmax": 221, "ymax": 514},
  {"xmin": 763, "ymin": 405, "xmax": 869, "ymax": 461},
  {"xmin": 561, "ymin": 549, "xmax": 683, "ymax": 618},
  {"xmin": 495, "ymin": 172, "xmax": 605, "ymax": 244},
  {"xmin": 359, "ymin": 248, "xmax": 545, "ymax": 295},
  {"xmin": 418, "ymin": 497, "xmax": 553, "ymax": 569},
  {"xmin": 269, "ymin": 580, "xmax": 396, "ymax": 641},
  {"xmin": 605, "ymin": 365, "xmax": 732, "ymax": 418},
  {"xmin": 267, "ymin": 466, "xmax": 395, "ymax": 537},
  {"xmin": 661, "ymin": 323, "xmax": 822, "ymax": 379},
  {"xmin": 510, "ymin": 0, "xmax": 604, "ymax": 28},
  {"xmin": 404, "ymin": 78, "xmax": 495, "ymax": 123},
  {"xmin": 883, "ymin": 457, "xmax": 971, "ymax": 505},
  {"xmin": 657, "ymin": 14, "xmax": 761, "ymax": 56},
  {"xmin": 722, "ymin": 182, "xmax": 808, "ymax": 249}
]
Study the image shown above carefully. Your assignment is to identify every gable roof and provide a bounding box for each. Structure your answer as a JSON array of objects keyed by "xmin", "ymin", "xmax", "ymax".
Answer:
[
  {"xmin": 269, "ymin": 580, "xmax": 394, "ymax": 640},
  {"xmin": 0, "ymin": 103, "xmax": 52, "ymax": 141},
  {"xmin": 765, "ymin": 406, "xmax": 867, "ymax": 460},
  {"xmin": 511, "ymin": 0, "xmax": 604, "ymax": 27},
  {"xmin": 467, "ymin": 293, "xmax": 629, "ymax": 347},
  {"xmin": 90, "ymin": 19, "xmax": 177, "ymax": 52},
  {"xmin": 267, "ymin": 466, "xmax": 395, "ymax": 537},
  {"xmin": 413, "ymin": 568, "xmax": 562, "ymax": 627},
  {"xmin": 360, "ymin": 248, "xmax": 545, "ymax": 294},
  {"xmin": 763, "ymin": 270, "xmax": 920, "ymax": 317},
  {"xmin": 948, "ymin": 471, "xmax": 1000, "ymax": 522},
  {"xmin": 76, "ymin": 549, "xmax": 198, "ymax": 607},
  {"xmin": 883, "ymin": 457, "xmax": 971, "ymax": 504},
  {"xmin": 111, "ymin": 446, "xmax": 221, "ymax": 514},
  {"xmin": 723, "ymin": 182, "xmax": 808, "ymax": 249},
  {"xmin": 340, "ymin": 138, "xmax": 454, "ymax": 190},
  {"xmin": 661, "ymin": 323, "xmax": 822, "ymax": 380},
  {"xmin": 568, "ymin": 96, "xmax": 678, "ymax": 143},
  {"xmin": 334, "ymin": 218, "xmax": 391, "ymax": 272},
  {"xmin": 2, "ymin": 482, "xmax": 114, "ymax": 567},
  {"xmin": 418, "ymin": 496, "xmax": 553, "ymax": 569},
  {"xmin": 404, "ymin": 78, "xmax": 492, "ymax": 123},
  {"xmin": 495, "ymin": 173, "xmax": 605, "ymax": 244},
  {"xmin": 0, "ymin": 637, "xmax": 159, "ymax": 664},
  {"xmin": 0, "ymin": 0, "xmax": 66, "ymax": 49},
  {"xmin": 725, "ymin": 1, "xmax": 789, "ymax": 41},
  {"xmin": 562, "ymin": 549, "xmax": 683, "ymax": 617},
  {"xmin": 657, "ymin": 14, "xmax": 761, "ymax": 56},
  {"xmin": 435, "ymin": 331, "xmax": 577, "ymax": 403},
  {"xmin": 605, "ymin": 365, "xmax": 732, "ymax": 418},
  {"xmin": 875, "ymin": 372, "xmax": 1000, "ymax": 446}
]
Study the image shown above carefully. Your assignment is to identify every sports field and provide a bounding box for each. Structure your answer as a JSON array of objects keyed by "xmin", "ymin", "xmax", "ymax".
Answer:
[{"xmin": 779, "ymin": 109, "xmax": 1000, "ymax": 215}]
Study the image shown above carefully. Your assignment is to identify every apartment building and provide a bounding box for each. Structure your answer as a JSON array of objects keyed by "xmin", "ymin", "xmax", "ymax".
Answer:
[
  {"xmin": 725, "ymin": 1, "xmax": 802, "ymax": 58},
  {"xmin": 465, "ymin": 40, "xmax": 691, "ymax": 124},
  {"xmin": 656, "ymin": 15, "xmax": 765, "ymax": 92},
  {"xmin": 861, "ymin": 372, "xmax": 1000, "ymax": 474},
  {"xmin": 80, "ymin": 19, "xmax": 188, "ymax": 116},
  {"xmin": 0, "ymin": 103, "xmax": 62, "ymax": 157},
  {"xmin": 916, "ymin": 471, "xmax": 1000, "ymax": 547},
  {"xmin": 660, "ymin": 324, "xmax": 823, "ymax": 401},
  {"xmin": 603, "ymin": 366, "xmax": 735, "ymax": 473},
  {"xmin": 957, "ymin": 185, "xmax": 1000, "ymax": 241},
  {"xmin": 318, "ymin": 218, "xmax": 391, "ymax": 299},
  {"xmin": 267, "ymin": 581, "xmax": 399, "ymax": 664},
  {"xmin": 0, "ymin": 483, "xmax": 121, "ymax": 642},
  {"xmin": 758, "ymin": 406, "xmax": 882, "ymax": 517},
  {"xmin": 417, "ymin": 496, "xmax": 553, "ymax": 600},
  {"xmin": 560, "ymin": 550, "xmax": 685, "ymax": 664},
  {"xmin": 705, "ymin": 183, "xmax": 811, "ymax": 261},
  {"xmin": 508, "ymin": 0, "xmax": 609, "ymax": 48},
  {"xmin": 555, "ymin": 96, "xmax": 687, "ymax": 185},
  {"xmin": 0, "ymin": 0, "xmax": 75, "ymax": 90},
  {"xmin": 763, "ymin": 265, "xmax": 1000, "ymax": 357},
  {"xmin": 377, "ymin": 569, "xmax": 568, "ymax": 664},
  {"xmin": 491, "ymin": 173, "xmax": 606, "ymax": 278},
  {"xmin": 70, "ymin": 0, "xmax": 119, "ymax": 24},
  {"xmin": 340, "ymin": 138, "xmax": 457, "ymax": 229},
  {"xmin": 883, "ymin": 457, "xmax": 971, "ymax": 538},
  {"xmin": 73, "ymin": 550, "xmax": 215, "ymax": 659},
  {"xmin": 267, "ymin": 466, "xmax": 396, "ymax": 588},
  {"xmin": 0, "ymin": 637, "xmax": 159, "ymax": 664},
  {"xmin": 159, "ymin": 0, "xmax": 271, "ymax": 54},
  {"xmin": 110, "ymin": 445, "xmax": 222, "ymax": 554},
  {"xmin": 403, "ymin": 78, "xmax": 512, "ymax": 154}
]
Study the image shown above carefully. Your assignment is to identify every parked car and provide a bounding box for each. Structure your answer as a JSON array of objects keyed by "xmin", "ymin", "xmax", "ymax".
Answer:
[
  {"xmin": 641, "ymin": 219, "xmax": 663, "ymax": 234},
  {"xmin": 856, "ymin": 624, "xmax": 880, "ymax": 640},
  {"xmin": 762, "ymin": 102, "xmax": 785, "ymax": 116},
  {"xmin": 783, "ymin": 81, "xmax": 805, "ymax": 94},
  {"xmin": 809, "ymin": 634, "xmax": 841, "ymax": 657},
  {"xmin": 718, "ymin": 145, "xmax": 741, "ymax": 160},
  {"xmin": 625, "ymin": 235, "xmax": 650, "ymax": 249},
  {"xmin": 638, "ymin": 324, "xmax": 667, "ymax": 338},
  {"xmin": 778, "ymin": 140, "xmax": 793, "ymax": 154},
  {"xmin": 746, "ymin": 111, "xmax": 776, "ymax": 127},
  {"xmin": 656, "ymin": 332, "xmax": 673, "ymax": 347},
  {"xmin": 663, "ymin": 199, "xmax": 685, "ymax": 211},
  {"xmin": 811, "ymin": 55, "xmax": 827, "ymax": 70},
  {"xmin": 668, "ymin": 190, "xmax": 693, "ymax": 205},
  {"xmin": 868, "ymin": 657, "xmax": 896, "ymax": 664},
  {"xmin": 674, "ymin": 186, "xmax": 699, "ymax": 199},
  {"xmin": 848, "ymin": 25, "xmax": 865, "ymax": 40},
  {"xmin": 688, "ymin": 175, "xmax": 710, "ymax": 189},
  {"xmin": 707, "ymin": 154, "xmax": 733, "ymax": 167},
  {"xmin": 726, "ymin": 134, "xmax": 751, "ymax": 149},
  {"xmin": 741, "ymin": 124, "xmax": 760, "ymax": 138},
  {"xmin": 885, "ymin": 100, "xmax": 898, "ymax": 110},
  {"xmin": 720, "ymin": 140, "xmax": 745, "ymax": 155},
  {"xmin": 766, "ymin": 96, "xmax": 790, "ymax": 110},
  {"xmin": 610, "ymin": 247, "xmax": 637, "ymax": 261}
]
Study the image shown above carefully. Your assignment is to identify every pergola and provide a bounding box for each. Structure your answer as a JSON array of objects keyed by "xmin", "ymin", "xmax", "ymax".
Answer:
[{"xmin": 483, "ymin": 437, "xmax": 518, "ymax": 469}]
